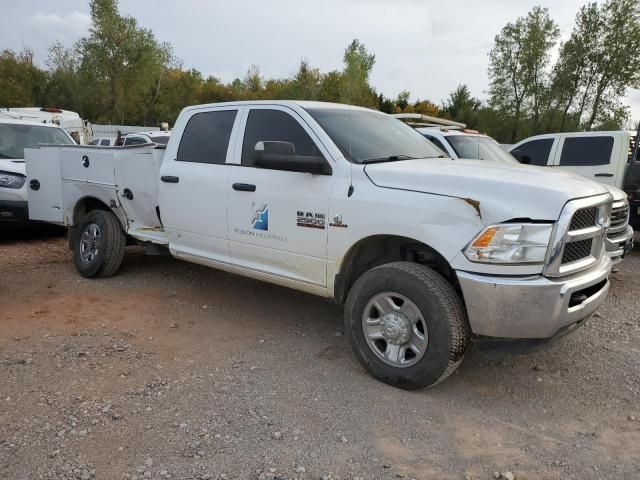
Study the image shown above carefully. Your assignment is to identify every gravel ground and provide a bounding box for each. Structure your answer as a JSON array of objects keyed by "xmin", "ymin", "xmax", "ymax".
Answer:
[{"xmin": 1, "ymin": 229, "xmax": 639, "ymax": 480}]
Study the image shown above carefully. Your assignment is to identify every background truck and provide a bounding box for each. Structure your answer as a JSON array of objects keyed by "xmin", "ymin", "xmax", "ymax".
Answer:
[
  {"xmin": 510, "ymin": 130, "xmax": 640, "ymax": 232},
  {"xmin": 394, "ymin": 114, "xmax": 634, "ymax": 264},
  {"xmin": 26, "ymin": 101, "xmax": 614, "ymax": 389},
  {"xmin": 0, "ymin": 117, "xmax": 75, "ymax": 224},
  {"xmin": 1, "ymin": 107, "xmax": 92, "ymax": 145}
]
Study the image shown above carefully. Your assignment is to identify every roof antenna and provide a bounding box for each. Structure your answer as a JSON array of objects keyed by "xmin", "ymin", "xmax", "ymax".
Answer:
[{"xmin": 347, "ymin": 106, "xmax": 354, "ymax": 197}]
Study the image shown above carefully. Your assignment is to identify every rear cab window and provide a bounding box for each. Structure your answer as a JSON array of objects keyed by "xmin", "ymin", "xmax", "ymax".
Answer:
[
  {"xmin": 559, "ymin": 136, "xmax": 614, "ymax": 166},
  {"xmin": 177, "ymin": 110, "xmax": 237, "ymax": 164}
]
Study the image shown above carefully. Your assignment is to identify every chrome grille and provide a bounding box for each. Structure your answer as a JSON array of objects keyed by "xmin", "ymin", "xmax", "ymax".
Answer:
[
  {"xmin": 562, "ymin": 239, "xmax": 593, "ymax": 263},
  {"xmin": 569, "ymin": 208, "xmax": 597, "ymax": 231},
  {"xmin": 608, "ymin": 203, "xmax": 629, "ymax": 235},
  {"xmin": 545, "ymin": 194, "xmax": 612, "ymax": 277}
]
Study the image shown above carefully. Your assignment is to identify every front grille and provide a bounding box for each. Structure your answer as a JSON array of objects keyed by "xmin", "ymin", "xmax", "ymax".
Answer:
[
  {"xmin": 546, "ymin": 194, "xmax": 610, "ymax": 277},
  {"xmin": 569, "ymin": 207, "xmax": 597, "ymax": 230},
  {"xmin": 609, "ymin": 205, "xmax": 629, "ymax": 233},
  {"xmin": 562, "ymin": 239, "xmax": 593, "ymax": 263}
]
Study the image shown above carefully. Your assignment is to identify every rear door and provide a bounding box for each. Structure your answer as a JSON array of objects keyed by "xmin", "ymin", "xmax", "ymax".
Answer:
[
  {"xmin": 158, "ymin": 106, "xmax": 241, "ymax": 262},
  {"xmin": 226, "ymin": 106, "xmax": 334, "ymax": 288},
  {"xmin": 551, "ymin": 134, "xmax": 619, "ymax": 186}
]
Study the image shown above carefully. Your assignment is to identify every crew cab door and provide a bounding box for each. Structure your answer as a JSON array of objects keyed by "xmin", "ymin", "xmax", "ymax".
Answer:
[
  {"xmin": 510, "ymin": 137, "xmax": 558, "ymax": 167},
  {"xmin": 158, "ymin": 106, "xmax": 241, "ymax": 262},
  {"xmin": 227, "ymin": 106, "xmax": 334, "ymax": 289},
  {"xmin": 550, "ymin": 134, "xmax": 620, "ymax": 187}
]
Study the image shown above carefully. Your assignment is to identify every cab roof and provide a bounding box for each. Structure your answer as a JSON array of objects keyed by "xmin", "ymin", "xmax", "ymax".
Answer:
[{"xmin": 0, "ymin": 117, "xmax": 68, "ymax": 129}]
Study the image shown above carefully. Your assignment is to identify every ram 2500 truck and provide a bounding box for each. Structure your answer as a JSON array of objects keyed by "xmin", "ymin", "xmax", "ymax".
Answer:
[{"xmin": 25, "ymin": 101, "xmax": 614, "ymax": 389}]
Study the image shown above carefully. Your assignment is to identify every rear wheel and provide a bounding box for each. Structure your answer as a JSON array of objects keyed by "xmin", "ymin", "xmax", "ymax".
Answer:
[
  {"xmin": 73, "ymin": 210, "xmax": 126, "ymax": 278},
  {"xmin": 345, "ymin": 262, "xmax": 469, "ymax": 389}
]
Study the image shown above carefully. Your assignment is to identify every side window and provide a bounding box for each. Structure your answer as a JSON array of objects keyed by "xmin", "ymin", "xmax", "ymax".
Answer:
[
  {"xmin": 512, "ymin": 138, "xmax": 554, "ymax": 166},
  {"xmin": 559, "ymin": 136, "xmax": 614, "ymax": 166},
  {"xmin": 241, "ymin": 109, "xmax": 323, "ymax": 167},
  {"xmin": 89, "ymin": 139, "xmax": 100, "ymax": 145},
  {"xmin": 422, "ymin": 135, "xmax": 448, "ymax": 155},
  {"xmin": 177, "ymin": 110, "xmax": 237, "ymax": 164},
  {"xmin": 100, "ymin": 139, "xmax": 111, "ymax": 146}
]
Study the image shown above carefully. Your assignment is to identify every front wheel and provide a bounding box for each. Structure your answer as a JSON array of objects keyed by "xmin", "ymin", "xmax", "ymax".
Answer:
[
  {"xmin": 345, "ymin": 262, "xmax": 469, "ymax": 389},
  {"xmin": 73, "ymin": 210, "xmax": 126, "ymax": 278}
]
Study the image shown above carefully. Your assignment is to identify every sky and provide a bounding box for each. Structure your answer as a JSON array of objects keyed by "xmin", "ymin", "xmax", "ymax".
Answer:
[{"xmin": 1, "ymin": 0, "xmax": 639, "ymax": 124}]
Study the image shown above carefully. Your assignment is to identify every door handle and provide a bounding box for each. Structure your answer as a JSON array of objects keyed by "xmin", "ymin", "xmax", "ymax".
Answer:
[
  {"xmin": 232, "ymin": 183, "xmax": 256, "ymax": 192},
  {"xmin": 161, "ymin": 175, "xmax": 179, "ymax": 183},
  {"xmin": 594, "ymin": 173, "xmax": 614, "ymax": 177}
]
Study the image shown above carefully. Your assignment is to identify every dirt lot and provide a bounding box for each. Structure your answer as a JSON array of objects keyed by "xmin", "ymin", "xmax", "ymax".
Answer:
[{"xmin": 1, "ymin": 229, "xmax": 639, "ymax": 480}]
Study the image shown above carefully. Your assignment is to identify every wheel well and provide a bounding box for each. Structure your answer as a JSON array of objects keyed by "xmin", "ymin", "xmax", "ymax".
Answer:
[
  {"xmin": 334, "ymin": 235, "xmax": 457, "ymax": 304},
  {"xmin": 72, "ymin": 197, "xmax": 110, "ymax": 224},
  {"xmin": 67, "ymin": 197, "xmax": 112, "ymax": 251}
]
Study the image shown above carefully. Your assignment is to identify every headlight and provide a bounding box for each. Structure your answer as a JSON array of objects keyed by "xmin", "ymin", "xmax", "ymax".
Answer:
[
  {"xmin": 464, "ymin": 223, "xmax": 553, "ymax": 264},
  {"xmin": 0, "ymin": 172, "xmax": 25, "ymax": 189}
]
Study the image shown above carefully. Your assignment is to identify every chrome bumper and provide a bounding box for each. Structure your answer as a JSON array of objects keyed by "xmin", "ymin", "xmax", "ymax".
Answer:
[
  {"xmin": 605, "ymin": 225, "xmax": 634, "ymax": 264},
  {"xmin": 457, "ymin": 256, "xmax": 612, "ymax": 339}
]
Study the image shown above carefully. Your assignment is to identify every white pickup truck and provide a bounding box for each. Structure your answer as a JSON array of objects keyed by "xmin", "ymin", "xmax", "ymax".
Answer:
[
  {"xmin": 510, "ymin": 131, "xmax": 639, "ymax": 235},
  {"xmin": 26, "ymin": 101, "xmax": 614, "ymax": 389}
]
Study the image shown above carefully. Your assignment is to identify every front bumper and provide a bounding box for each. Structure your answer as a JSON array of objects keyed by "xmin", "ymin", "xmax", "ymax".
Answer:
[
  {"xmin": 605, "ymin": 225, "xmax": 634, "ymax": 264},
  {"xmin": 0, "ymin": 199, "xmax": 29, "ymax": 222},
  {"xmin": 457, "ymin": 255, "xmax": 612, "ymax": 339}
]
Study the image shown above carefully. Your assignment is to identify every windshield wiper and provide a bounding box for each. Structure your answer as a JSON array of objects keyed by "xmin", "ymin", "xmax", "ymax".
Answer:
[
  {"xmin": 0, "ymin": 153, "xmax": 17, "ymax": 159},
  {"xmin": 361, "ymin": 154, "xmax": 418, "ymax": 164}
]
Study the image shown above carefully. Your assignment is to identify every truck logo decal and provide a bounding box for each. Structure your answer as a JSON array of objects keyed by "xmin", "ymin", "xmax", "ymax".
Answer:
[
  {"xmin": 297, "ymin": 211, "xmax": 325, "ymax": 229},
  {"xmin": 252, "ymin": 203, "xmax": 269, "ymax": 231},
  {"xmin": 329, "ymin": 214, "xmax": 348, "ymax": 228}
]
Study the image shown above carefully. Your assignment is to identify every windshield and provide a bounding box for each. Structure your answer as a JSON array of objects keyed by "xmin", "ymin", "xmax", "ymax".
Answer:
[
  {"xmin": 0, "ymin": 124, "xmax": 74, "ymax": 159},
  {"xmin": 446, "ymin": 135, "xmax": 518, "ymax": 164},
  {"xmin": 150, "ymin": 136, "xmax": 170, "ymax": 145},
  {"xmin": 305, "ymin": 107, "xmax": 443, "ymax": 163}
]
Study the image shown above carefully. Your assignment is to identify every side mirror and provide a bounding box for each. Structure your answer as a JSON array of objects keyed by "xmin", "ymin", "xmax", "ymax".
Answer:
[
  {"xmin": 254, "ymin": 141, "xmax": 331, "ymax": 175},
  {"xmin": 511, "ymin": 149, "xmax": 531, "ymax": 164}
]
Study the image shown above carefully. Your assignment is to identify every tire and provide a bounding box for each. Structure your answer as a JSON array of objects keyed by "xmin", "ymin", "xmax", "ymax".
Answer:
[
  {"xmin": 73, "ymin": 209, "xmax": 126, "ymax": 278},
  {"xmin": 345, "ymin": 261, "xmax": 469, "ymax": 390}
]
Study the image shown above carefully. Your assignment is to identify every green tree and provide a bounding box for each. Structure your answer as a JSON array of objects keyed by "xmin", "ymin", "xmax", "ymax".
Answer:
[
  {"xmin": 77, "ymin": 0, "xmax": 172, "ymax": 124},
  {"xmin": 488, "ymin": 6, "xmax": 559, "ymax": 141},
  {"xmin": 340, "ymin": 39, "xmax": 376, "ymax": 106},
  {"xmin": 395, "ymin": 90, "xmax": 410, "ymax": 111},
  {"xmin": 441, "ymin": 84, "xmax": 481, "ymax": 128},
  {"xmin": 0, "ymin": 48, "xmax": 47, "ymax": 107},
  {"xmin": 582, "ymin": 0, "xmax": 640, "ymax": 130}
]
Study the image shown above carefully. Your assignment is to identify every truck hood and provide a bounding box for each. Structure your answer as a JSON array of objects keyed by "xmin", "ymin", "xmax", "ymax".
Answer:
[
  {"xmin": 364, "ymin": 158, "xmax": 610, "ymax": 223},
  {"xmin": 0, "ymin": 158, "xmax": 26, "ymax": 175}
]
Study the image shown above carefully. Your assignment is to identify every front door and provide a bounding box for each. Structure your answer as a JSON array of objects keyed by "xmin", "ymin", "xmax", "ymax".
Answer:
[
  {"xmin": 227, "ymin": 106, "xmax": 334, "ymax": 288},
  {"xmin": 159, "ymin": 106, "xmax": 241, "ymax": 262}
]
